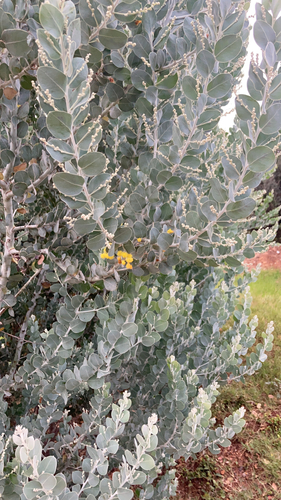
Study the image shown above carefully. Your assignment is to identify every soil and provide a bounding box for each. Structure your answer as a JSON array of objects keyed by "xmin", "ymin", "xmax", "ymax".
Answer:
[{"xmin": 244, "ymin": 245, "xmax": 281, "ymax": 271}]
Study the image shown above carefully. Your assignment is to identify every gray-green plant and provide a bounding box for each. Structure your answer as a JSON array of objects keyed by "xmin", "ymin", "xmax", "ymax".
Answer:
[{"xmin": 0, "ymin": 0, "xmax": 280, "ymax": 498}]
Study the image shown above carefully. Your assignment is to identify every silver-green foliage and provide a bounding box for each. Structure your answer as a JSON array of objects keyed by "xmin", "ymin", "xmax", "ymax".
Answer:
[{"xmin": 0, "ymin": 0, "xmax": 280, "ymax": 498}]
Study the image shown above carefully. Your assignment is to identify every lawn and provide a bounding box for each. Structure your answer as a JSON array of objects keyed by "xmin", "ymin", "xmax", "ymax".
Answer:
[{"xmin": 176, "ymin": 269, "xmax": 281, "ymax": 500}]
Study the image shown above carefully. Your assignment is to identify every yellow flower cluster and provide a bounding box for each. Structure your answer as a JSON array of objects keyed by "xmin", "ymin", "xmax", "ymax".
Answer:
[
  {"xmin": 117, "ymin": 251, "xmax": 133, "ymax": 269},
  {"xmin": 100, "ymin": 249, "xmax": 133, "ymax": 269},
  {"xmin": 167, "ymin": 229, "xmax": 174, "ymax": 234},
  {"xmin": 100, "ymin": 249, "xmax": 114, "ymax": 260}
]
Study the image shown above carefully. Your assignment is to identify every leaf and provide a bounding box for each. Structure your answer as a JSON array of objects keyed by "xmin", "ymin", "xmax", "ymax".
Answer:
[
  {"xmin": 132, "ymin": 34, "xmax": 151, "ymax": 59},
  {"xmin": 158, "ymin": 120, "xmax": 173, "ymax": 143},
  {"xmin": 114, "ymin": 227, "xmax": 132, "ymax": 244},
  {"xmin": 38, "ymin": 473, "xmax": 57, "ymax": 492},
  {"xmin": 2, "ymin": 29, "xmax": 30, "ymax": 56},
  {"xmin": 53, "ymin": 173, "xmax": 84, "ymax": 196},
  {"xmin": 46, "ymin": 139, "xmax": 74, "ymax": 162},
  {"xmin": 104, "ymin": 278, "xmax": 117, "ymax": 291},
  {"xmin": 183, "ymin": 16, "xmax": 196, "ymax": 44},
  {"xmin": 265, "ymin": 41, "xmax": 276, "ymax": 66},
  {"xmin": 165, "ymin": 176, "xmax": 183, "ymax": 191},
  {"xmin": 222, "ymin": 155, "xmax": 242, "ymax": 180},
  {"xmin": 23, "ymin": 481, "xmax": 42, "ymax": 500},
  {"xmin": 226, "ymin": 198, "xmax": 256, "ymax": 220},
  {"xmin": 197, "ymin": 109, "xmax": 220, "ymax": 130},
  {"xmin": 47, "ymin": 111, "xmax": 72, "ymax": 140},
  {"xmin": 115, "ymin": 337, "xmax": 131, "ymax": 354},
  {"xmin": 209, "ymin": 178, "xmax": 228, "ymax": 203},
  {"xmin": 196, "ymin": 49, "xmax": 215, "ymax": 78},
  {"xmin": 75, "ymin": 122, "xmax": 102, "ymax": 150},
  {"xmin": 269, "ymin": 73, "xmax": 281, "ymax": 100},
  {"xmin": 123, "ymin": 323, "xmax": 138, "ymax": 337},
  {"xmin": 117, "ymin": 488, "xmax": 134, "ymax": 500},
  {"xmin": 70, "ymin": 57, "xmax": 88, "ymax": 89},
  {"xmin": 79, "ymin": 0, "xmax": 102, "ymax": 27},
  {"xmin": 0, "ymin": 63, "xmax": 10, "ymax": 80},
  {"xmin": 3, "ymin": 87, "xmax": 17, "ymax": 99},
  {"xmin": 254, "ymin": 20, "xmax": 275, "ymax": 50},
  {"xmin": 235, "ymin": 94, "xmax": 260, "ymax": 121},
  {"xmin": 135, "ymin": 97, "xmax": 153, "ymax": 117},
  {"xmin": 182, "ymin": 75, "xmax": 198, "ymax": 100},
  {"xmin": 106, "ymin": 82, "xmax": 124, "ymax": 102},
  {"xmin": 14, "ymin": 162, "xmax": 27, "ymax": 172},
  {"xmin": 130, "ymin": 193, "xmax": 146, "ymax": 212},
  {"xmin": 78, "ymin": 152, "xmax": 106, "ymax": 176},
  {"xmin": 214, "ymin": 35, "xmax": 242, "ymax": 62},
  {"xmin": 87, "ymin": 232, "xmax": 106, "ymax": 251},
  {"xmin": 39, "ymin": 3, "xmax": 64, "ymax": 38},
  {"xmin": 247, "ymin": 146, "xmax": 275, "ymax": 172},
  {"xmin": 131, "ymin": 69, "xmax": 153, "ymax": 91},
  {"xmin": 74, "ymin": 218, "xmax": 96, "ymax": 236},
  {"xmin": 140, "ymin": 454, "xmax": 155, "ymax": 471},
  {"xmin": 157, "ymin": 233, "xmax": 173, "ymax": 250},
  {"xmin": 207, "ymin": 74, "xmax": 232, "ymax": 98},
  {"xmin": 157, "ymin": 73, "xmax": 178, "ymax": 90},
  {"xmin": 259, "ymin": 104, "xmax": 281, "ymax": 134},
  {"xmin": 99, "ymin": 28, "xmax": 128, "ymax": 49},
  {"xmin": 37, "ymin": 67, "xmax": 67, "ymax": 99}
]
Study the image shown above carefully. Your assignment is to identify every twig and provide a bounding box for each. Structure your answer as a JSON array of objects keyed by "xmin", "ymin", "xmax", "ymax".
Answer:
[
  {"xmin": 9, "ymin": 270, "xmax": 45, "ymax": 379},
  {"xmin": 0, "ymin": 268, "xmax": 41, "ymax": 317}
]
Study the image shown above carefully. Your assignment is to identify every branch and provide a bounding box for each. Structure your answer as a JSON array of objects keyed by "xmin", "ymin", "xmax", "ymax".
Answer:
[
  {"xmin": 9, "ymin": 269, "xmax": 45, "ymax": 379},
  {"xmin": 0, "ymin": 59, "xmax": 38, "ymax": 90}
]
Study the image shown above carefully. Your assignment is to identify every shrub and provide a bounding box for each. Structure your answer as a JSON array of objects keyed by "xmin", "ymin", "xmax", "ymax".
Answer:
[{"xmin": 0, "ymin": 0, "xmax": 280, "ymax": 498}]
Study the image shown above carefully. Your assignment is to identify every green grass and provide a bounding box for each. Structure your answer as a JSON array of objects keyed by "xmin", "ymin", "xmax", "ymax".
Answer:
[{"xmin": 176, "ymin": 269, "xmax": 281, "ymax": 500}]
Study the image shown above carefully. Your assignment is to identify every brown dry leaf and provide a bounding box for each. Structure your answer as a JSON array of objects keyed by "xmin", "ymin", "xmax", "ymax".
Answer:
[
  {"xmin": 3, "ymin": 87, "xmax": 17, "ymax": 100},
  {"xmin": 272, "ymin": 483, "xmax": 278, "ymax": 491},
  {"xmin": 17, "ymin": 208, "xmax": 27, "ymax": 214},
  {"xmin": 14, "ymin": 162, "xmax": 27, "ymax": 172},
  {"xmin": 29, "ymin": 158, "xmax": 37, "ymax": 165},
  {"xmin": 0, "ymin": 173, "xmax": 3, "ymax": 180},
  {"xmin": 42, "ymin": 282, "xmax": 51, "ymax": 289},
  {"xmin": 38, "ymin": 255, "xmax": 44, "ymax": 266},
  {"xmin": 268, "ymin": 395, "xmax": 275, "ymax": 399}
]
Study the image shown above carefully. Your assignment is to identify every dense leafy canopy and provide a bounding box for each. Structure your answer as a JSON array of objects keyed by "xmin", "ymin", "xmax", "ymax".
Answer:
[{"xmin": 0, "ymin": 0, "xmax": 280, "ymax": 498}]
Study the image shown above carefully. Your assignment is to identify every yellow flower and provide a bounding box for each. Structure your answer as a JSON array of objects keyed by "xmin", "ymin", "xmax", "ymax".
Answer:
[
  {"xmin": 126, "ymin": 263, "xmax": 133, "ymax": 269},
  {"xmin": 137, "ymin": 238, "xmax": 141, "ymax": 242},
  {"xmin": 126, "ymin": 256, "xmax": 133, "ymax": 263},
  {"xmin": 167, "ymin": 229, "xmax": 174, "ymax": 234},
  {"xmin": 100, "ymin": 248, "xmax": 114, "ymax": 260},
  {"xmin": 122, "ymin": 260, "xmax": 126, "ymax": 265}
]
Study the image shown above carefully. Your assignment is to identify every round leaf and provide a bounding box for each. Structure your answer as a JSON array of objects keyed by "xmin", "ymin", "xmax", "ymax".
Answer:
[
  {"xmin": 214, "ymin": 35, "xmax": 242, "ymax": 62},
  {"xmin": 47, "ymin": 111, "xmax": 72, "ymax": 140},
  {"xmin": 226, "ymin": 198, "xmax": 256, "ymax": 220},
  {"xmin": 99, "ymin": 28, "xmax": 128, "ymax": 49},
  {"xmin": 207, "ymin": 74, "xmax": 232, "ymax": 98},
  {"xmin": 39, "ymin": 3, "xmax": 64, "ymax": 38},
  {"xmin": 247, "ymin": 146, "xmax": 275, "ymax": 172},
  {"xmin": 37, "ymin": 67, "xmax": 67, "ymax": 99},
  {"xmin": 2, "ymin": 29, "xmax": 29, "ymax": 56},
  {"xmin": 78, "ymin": 152, "xmax": 107, "ymax": 176},
  {"xmin": 259, "ymin": 104, "xmax": 281, "ymax": 135},
  {"xmin": 53, "ymin": 173, "xmax": 84, "ymax": 196}
]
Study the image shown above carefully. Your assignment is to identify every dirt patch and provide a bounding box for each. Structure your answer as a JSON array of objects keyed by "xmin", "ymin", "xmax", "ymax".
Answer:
[{"xmin": 244, "ymin": 246, "xmax": 281, "ymax": 271}]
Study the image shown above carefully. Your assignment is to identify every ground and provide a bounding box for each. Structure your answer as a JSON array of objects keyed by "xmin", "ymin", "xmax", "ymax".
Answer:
[{"xmin": 175, "ymin": 247, "xmax": 281, "ymax": 500}]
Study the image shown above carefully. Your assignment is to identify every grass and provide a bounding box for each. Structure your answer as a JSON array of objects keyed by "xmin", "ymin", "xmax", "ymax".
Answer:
[{"xmin": 176, "ymin": 269, "xmax": 281, "ymax": 500}]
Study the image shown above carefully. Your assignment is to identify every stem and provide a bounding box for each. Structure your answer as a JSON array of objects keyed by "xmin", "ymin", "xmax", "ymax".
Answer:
[
  {"xmin": 9, "ymin": 270, "xmax": 44, "ymax": 378},
  {"xmin": 0, "ymin": 189, "xmax": 14, "ymax": 305}
]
